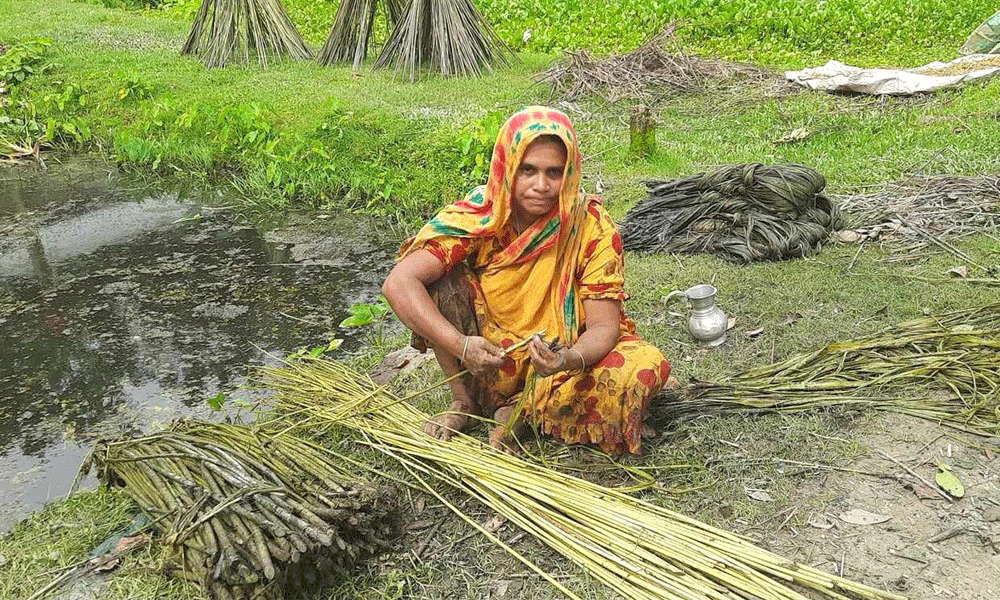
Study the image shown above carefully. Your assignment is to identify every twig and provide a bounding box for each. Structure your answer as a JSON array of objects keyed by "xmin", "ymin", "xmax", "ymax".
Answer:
[
  {"xmin": 847, "ymin": 239, "xmax": 866, "ymax": 271},
  {"xmin": 877, "ymin": 450, "xmax": 953, "ymax": 503},
  {"xmin": 927, "ymin": 526, "xmax": 966, "ymax": 544}
]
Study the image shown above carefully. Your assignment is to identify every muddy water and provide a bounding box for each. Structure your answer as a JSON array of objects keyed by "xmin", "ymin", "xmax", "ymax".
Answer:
[{"xmin": 0, "ymin": 159, "xmax": 395, "ymax": 531}]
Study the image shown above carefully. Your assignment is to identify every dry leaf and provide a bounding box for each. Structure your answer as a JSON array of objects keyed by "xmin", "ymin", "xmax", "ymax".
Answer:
[
  {"xmin": 838, "ymin": 509, "xmax": 891, "ymax": 525},
  {"xmin": 807, "ymin": 514, "xmax": 835, "ymax": 529},
  {"xmin": 834, "ymin": 230, "xmax": 862, "ymax": 243},
  {"xmin": 907, "ymin": 481, "xmax": 940, "ymax": 500},
  {"xmin": 90, "ymin": 555, "xmax": 120, "ymax": 573},
  {"xmin": 727, "ymin": 316, "xmax": 736, "ymax": 330},
  {"xmin": 483, "ymin": 515, "xmax": 505, "ymax": 532},
  {"xmin": 746, "ymin": 327, "xmax": 764, "ymax": 337},
  {"xmin": 782, "ymin": 312, "xmax": 802, "ymax": 326},
  {"xmin": 414, "ymin": 496, "xmax": 425, "ymax": 513},
  {"xmin": 946, "ymin": 266, "xmax": 968, "ymax": 278},
  {"xmin": 774, "ymin": 127, "xmax": 812, "ymax": 144},
  {"xmin": 746, "ymin": 489, "xmax": 774, "ymax": 502}
]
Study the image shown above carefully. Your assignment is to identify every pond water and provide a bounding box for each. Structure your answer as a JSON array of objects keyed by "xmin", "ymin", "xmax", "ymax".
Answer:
[{"xmin": 0, "ymin": 158, "xmax": 396, "ymax": 531}]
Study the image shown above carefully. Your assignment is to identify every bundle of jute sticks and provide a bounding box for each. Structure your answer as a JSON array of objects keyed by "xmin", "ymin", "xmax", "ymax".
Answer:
[
  {"xmin": 87, "ymin": 420, "xmax": 400, "ymax": 600},
  {"xmin": 265, "ymin": 358, "xmax": 904, "ymax": 600}
]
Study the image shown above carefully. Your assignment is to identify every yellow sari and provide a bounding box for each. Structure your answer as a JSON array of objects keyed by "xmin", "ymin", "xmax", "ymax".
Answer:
[{"xmin": 402, "ymin": 106, "xmax": 670, "ymax": 454}]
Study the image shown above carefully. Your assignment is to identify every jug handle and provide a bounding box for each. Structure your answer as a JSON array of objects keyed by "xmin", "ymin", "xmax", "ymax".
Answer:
[{"xmin": 663, "ymin": 290, "xmax": 685, "ymax": 303}]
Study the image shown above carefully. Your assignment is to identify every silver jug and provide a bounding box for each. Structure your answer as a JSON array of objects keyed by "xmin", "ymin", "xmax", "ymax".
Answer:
[{"xmin": 665, "ymin": 284, "xmax": 728, "ymax": 346}]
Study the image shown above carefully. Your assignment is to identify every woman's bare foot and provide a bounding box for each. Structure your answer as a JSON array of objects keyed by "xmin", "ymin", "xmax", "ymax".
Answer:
[
  {"xmin": 664, "ymin": 376, "xmax": 680, "ymax": 390},
  {"xmin": 423, "ymin": 401, "xmax": 471, "ymax": 440},
  {"xmin": 489, "ymin": 405, "xmax": 527, "ymax": 454},
  {"xmin": 641, "ymin": 422, "xmax": 657, "ymax": 439}
]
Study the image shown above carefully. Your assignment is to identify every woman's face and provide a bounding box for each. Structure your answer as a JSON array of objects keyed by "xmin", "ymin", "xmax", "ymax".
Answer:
[{"xmin": 510, "ymin": 138, "xmax": 567, "ymax": 225}]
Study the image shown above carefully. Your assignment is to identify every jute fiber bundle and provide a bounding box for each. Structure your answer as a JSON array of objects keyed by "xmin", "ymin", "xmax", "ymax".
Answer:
[
  {"xmin": 620, "ymin": 163, "xmax": 847, "ymax": 263},
  {"xmin": 88, "ymin": 420, "xmax": 400, "ymax": 600},
  {"xmin": 655, "ymin": 302, "xmax": 1000, "ymax": 437},
  {"xmin": 266, "ymin": 359, "xmax": 903, "ymax": 600}
]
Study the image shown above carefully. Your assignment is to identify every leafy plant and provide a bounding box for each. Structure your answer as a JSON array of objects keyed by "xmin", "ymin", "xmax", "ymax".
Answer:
[
  {"xmin": 458, "ymin": 110, "xmax": 503, "ymax": 182},
  {"xmin": 114, "ymin": 71, "xmax": 154, "ymax": 102},
  {"xmin": 287, "ymin": 337, "xmax": 344, "ymax": 360},
  {"xmin": 339, "ymin": 296, "xmax": 390, "ymax": 328},
  {"xmin": 340, "ymin": 296, "xmax": 392, "ymax": 347},
  {"xmin": 0, "ymin": 38, "xmax": 52, "ymax": 87}
]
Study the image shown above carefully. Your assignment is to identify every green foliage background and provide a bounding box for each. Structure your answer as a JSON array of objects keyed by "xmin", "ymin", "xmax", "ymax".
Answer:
[
  {"xmin": 157, "ymin": 0, "xmax": 986, "ymax": 66},
  {"xmin": 2, "ymin": 0, "xmax": 996, "ymax": 224}
]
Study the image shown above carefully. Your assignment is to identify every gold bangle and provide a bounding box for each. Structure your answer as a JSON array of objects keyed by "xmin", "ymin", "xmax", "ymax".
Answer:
[
  {"xmin": 461, "ymin": 335, "xmax": 470, "ymax": 363},
  {"xmin": 569, "ymin": 347, "xmax": 586, "ymax": 371}
]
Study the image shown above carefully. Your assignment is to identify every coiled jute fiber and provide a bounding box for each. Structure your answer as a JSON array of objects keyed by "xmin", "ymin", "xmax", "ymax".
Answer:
[{"xmin": 620, "ymin": 163, "xmax": 846, "ymax": 263}]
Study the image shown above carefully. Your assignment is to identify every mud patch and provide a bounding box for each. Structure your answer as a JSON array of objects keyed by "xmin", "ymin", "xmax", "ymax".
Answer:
[{"xmin": 764, "ymin": 413, "xmax": 1000, "ymax": 599}]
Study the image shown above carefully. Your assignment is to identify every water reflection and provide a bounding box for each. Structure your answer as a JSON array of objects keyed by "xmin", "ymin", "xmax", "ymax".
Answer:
[{"xmin": 0, "ymin": 160, "xmax": 394, "ymax": 530}]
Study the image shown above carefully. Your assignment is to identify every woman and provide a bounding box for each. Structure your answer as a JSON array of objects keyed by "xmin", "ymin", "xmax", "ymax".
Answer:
[{"xmin": 382, "ymin": 106, "xmax": 671, "ymax": 455}]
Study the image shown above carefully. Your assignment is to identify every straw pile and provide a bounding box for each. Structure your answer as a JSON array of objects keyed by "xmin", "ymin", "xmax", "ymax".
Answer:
[
  {"xmin": 537, "ymin": 26, "xmax": 786, "ymax": 102},
  {"xmin": 832, "ymin": 175, "xmax": 1000, "ymax": 264},
  {"xmin": 88, "ymin": 420, "xmax": 400, "ymax": 600},
  {"xmin": 265, "ymin": 358, "xmax": 903, "ymax": 600},
  {"xmin": 656, "ymin": 302, "xmax": 1000, "ymax": 437},
  {"xmin": 182, "ymin": 0, "xmax": 311, "ymax": 68},
  {"xmin": 620, "ymin": 163, "xmax": 847, "ymax": 263},
  {"xmin": 373, "ymin": 0, "xmax": 513, "ymax": 79}
]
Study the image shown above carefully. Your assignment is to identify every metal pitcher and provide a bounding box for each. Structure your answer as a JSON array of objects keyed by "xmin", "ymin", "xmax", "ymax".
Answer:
[{"xmin": 665, "ymin": 284, "xmax": 728, "ymax": 346}]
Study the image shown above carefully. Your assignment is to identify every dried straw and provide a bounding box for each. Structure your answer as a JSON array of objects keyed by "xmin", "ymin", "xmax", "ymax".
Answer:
[
  {"xmin": 265, "ymin": 359, "xmax": 903, "ymax": 600},
  {"xmin": 317, "ymin": 0, "xmax": 404, "ymax": 69},
  {"xmin": 658, "ymin": 303, "xmax": 1000, "ymax": 438},
  {"xmin": 537, "ymin": 25, "xmax": 789, "ymax": 103},
  {"xmin": 832, "ymin": 175, "xmax": 1000, "ymax": 262},
  {"xmin": 373, "ymin": 0, "xmax": 513, "ymax": 80},
  {"xmin": 182, "ymin": 0, "xmax": 311, "ymax": 69}
]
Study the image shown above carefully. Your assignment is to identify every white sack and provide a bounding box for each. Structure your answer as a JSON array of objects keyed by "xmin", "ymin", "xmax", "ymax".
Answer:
[{"xmin": 785, "ymin": 54, "xmax": 1000, "ymax": 95}]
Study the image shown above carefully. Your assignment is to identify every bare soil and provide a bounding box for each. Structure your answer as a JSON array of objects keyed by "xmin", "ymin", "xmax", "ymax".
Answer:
[{"xmin": 762, "ymin": 413, "xmax": 1000, "ymax": 600}]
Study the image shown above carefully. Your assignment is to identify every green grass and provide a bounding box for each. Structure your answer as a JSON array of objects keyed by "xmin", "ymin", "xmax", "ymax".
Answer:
[
  {"xmin": 4, "ymin": 0, "xmax": 999, "ymax": 223},
  {"xmin": 0, "ymin": 488, "xmax": 197, "ymax": 600}
]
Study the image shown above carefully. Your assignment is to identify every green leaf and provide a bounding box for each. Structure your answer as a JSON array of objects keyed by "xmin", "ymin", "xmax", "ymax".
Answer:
[
  {"xmin": 340, "ymin": 306, "xmax": 374, "ymax": 327},
  {"xmin": 934, "ymin": 464, "xmax": 964, "ymax": 498},
  {"xmin": 207, "ymin": 392, "xmax": 226, "ymax": 410}
]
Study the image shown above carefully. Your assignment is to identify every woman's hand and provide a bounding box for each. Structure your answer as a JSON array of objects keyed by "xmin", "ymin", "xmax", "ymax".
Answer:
[
  {"xmin": 528, "ymin": 336, "xmax": 567, "ymax": 377},
  {"xmin": 460, "ymin": 336, "xmax": 505, "ymax": 375}
]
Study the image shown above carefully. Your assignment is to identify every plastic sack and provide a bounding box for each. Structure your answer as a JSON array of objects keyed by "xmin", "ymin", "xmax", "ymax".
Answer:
[
  {"xmin": 786, "ymin": 54, "xmax": 1000, "ymax": 95},
  {"xmin": 961, "ymin": 10, "xmax": 1000, "ymax": 55}
]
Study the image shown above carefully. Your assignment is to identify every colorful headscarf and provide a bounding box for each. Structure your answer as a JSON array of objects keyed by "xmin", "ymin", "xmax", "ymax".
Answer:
[{"xmin": 401, "ymin": 106, "xmax": 591, "ymax": 344}]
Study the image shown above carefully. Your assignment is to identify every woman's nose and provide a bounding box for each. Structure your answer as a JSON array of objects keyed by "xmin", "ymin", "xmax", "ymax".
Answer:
[{"xmin": 533, "ymin": 173, "xmax": 551, "ymax": 191}]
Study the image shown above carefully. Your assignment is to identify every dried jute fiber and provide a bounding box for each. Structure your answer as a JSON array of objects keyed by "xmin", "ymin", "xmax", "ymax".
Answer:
[{"xmin": 620, "ymin": 163, "xmax": 847, "ymax": 263}]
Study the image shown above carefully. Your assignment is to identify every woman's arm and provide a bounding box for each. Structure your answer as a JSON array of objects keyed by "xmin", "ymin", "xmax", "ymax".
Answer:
[
  {"xmin": 382, "ymin": 249, "xmax": 504, "ymax": 373},
  {"xmin": 529, "ymin": 298, "xmax": 620, "ymax": 374}
]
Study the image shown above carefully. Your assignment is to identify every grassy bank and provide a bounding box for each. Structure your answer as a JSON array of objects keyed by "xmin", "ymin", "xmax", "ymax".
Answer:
[
  {"xmin": 2, "ymin": 0, "xmax": 998, "ymax": 224},
  {"xmin": 3, "ymin": 0, "xmax": 1000, "ymax": 598}
]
